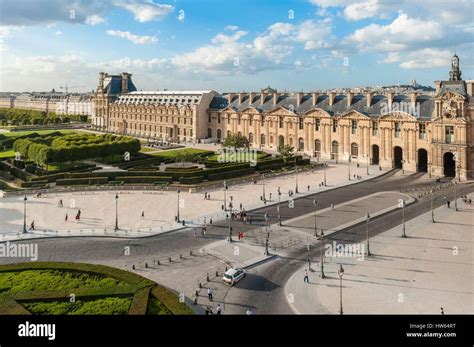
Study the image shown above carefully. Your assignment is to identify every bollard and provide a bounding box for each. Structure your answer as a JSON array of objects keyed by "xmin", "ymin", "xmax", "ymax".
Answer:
[
  {"xmin": 180, "ymin": 254, "xmax": 183, "ymax": 259},
  {"xmin": 199, "ymin": 282, "xmax": 202, "ymax": 289},
  {"xmin": 190, "ymin": 250, "xmax": 193, "ymax": 256},
  {"xmin": 193, "ymin": 297, "xmax": 197, "ymax": 305},
  {"xmin": 157, "ymin": 260, "xmax": 160, "ymax": 265},
  {"xmin": 206, "ymin": 274, "xmax": 209, "ymax": 282},
  {"xmin": 132, "ymin": 265, "xmax": 135, "ymax": 270},
  {"xmin": 195, "ymin": 290, "xmax": 199, "ymax": 297},
  {"xmin": 215, "ymin": 270, "xmax": 219, "ymax": 277},
  {"xmin": 225, "ymin": 266, "xmax": 228, "ymax": 271},
  {"xmin": 169, "ymin": 257, "xmax": 172, "ymax": 263}
]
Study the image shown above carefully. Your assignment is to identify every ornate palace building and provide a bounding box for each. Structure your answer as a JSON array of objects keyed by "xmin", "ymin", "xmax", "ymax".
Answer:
[{"xmin": 95, "ymin": 55, "xmax": 473, "ymax": 179}]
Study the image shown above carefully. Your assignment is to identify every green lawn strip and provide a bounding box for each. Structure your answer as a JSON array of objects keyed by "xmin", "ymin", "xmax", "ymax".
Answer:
[
  {"xmin": 128, "ymin": 286, "xmax": 152, "ymax": 315},
  {"xmin": 23, "ymin": 296, "xmax": 133, "ymax": 315},
  {"xmin": 12, "ymin": 284, "xmax": 140, "ymax": 302},
  {"xmin": 0, "ymin": 179, "xmax": 21, "ymax": 191},
  {"xmin": 1, "ymin": 130, "xmax": 77, "ymax": 138},
  {"xmin": 150, "ymin": 148, "xmax": 213, "ymax": 158},
  {"xmin": 146, "ymin": 294, "xmax": 172, "ymax": 315},
  {"xmin": 0, "ymin": 293, "xmax": 31, "ymax": 314},
  {"xmin": 150, "ymin": 286, "xmax": 194, "ymax": 315},
  {"xmin": 0, "ymin": 149, "xmax": 15, "ymax": 158},
  {"xmin": 0, "ymin": 262, "xmax": 155, "ymax": 287}
]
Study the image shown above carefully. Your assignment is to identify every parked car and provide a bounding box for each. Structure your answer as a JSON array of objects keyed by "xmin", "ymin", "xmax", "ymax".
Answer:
[{"xmin": 223, "ymin": 268, "xmax": 246, "ymax": 285}]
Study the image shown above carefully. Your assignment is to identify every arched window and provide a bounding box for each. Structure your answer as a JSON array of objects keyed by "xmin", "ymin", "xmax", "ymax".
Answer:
[
  {"xmin": 298, "ymin": 137, "xmax": 304, "ymax": 151},
  {"xmin": 260, "ymin": 134, "xmax": 266, "ymax": 145},
  {"xmin": 315, "ymin": 139, "xmax": 321, "ymax": 152},
  {"xmin": 217, "ymin": 129, "xmax": 222, "ymax": 140},
  {"xmin": 331, "ymin": 141, "xmax": 339, "ymax": 154},
  {"xmin": 249, "ymin": 133, "xmax": 254, "ymax": 144},
  {"xmin": 351, "ymin": 143, "xmax": 358, "ymax": 156}
]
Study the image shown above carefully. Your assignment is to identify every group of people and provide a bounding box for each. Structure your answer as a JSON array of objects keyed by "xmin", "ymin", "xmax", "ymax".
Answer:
[
  {"xmin": 352, "ymin": 174, "xmax": 363, "ymax": 180},
  {"xmin": 461, "ymin": 195, "xmax": 472, "ymax": 204},
  {"xmin": 203, "ymin": 192, "xmax": 211, "ymax": 200}
]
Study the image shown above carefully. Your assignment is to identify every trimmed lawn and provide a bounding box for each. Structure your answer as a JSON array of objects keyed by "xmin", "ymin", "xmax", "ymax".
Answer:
[
  {"xmin": 23, "ymin": 297, "xmax": 133, "ymax": 315},
  {"xmin": 0, "ymin": 149, "xmax": 15, "ymax": 159},
  {"xmin": 151, "ymin": 148, "xmax": 212, "ymax": 158},
  {"xmin": 206, "ymin": 151, "xmax": 268, "ymax": 162},
  {"xmin": 0, "ymin": 180, "xmax": 20, "ymax": 191},
  {"xmin": 0, "ymin": 129, "xmax": 78, "ymax": 138}
]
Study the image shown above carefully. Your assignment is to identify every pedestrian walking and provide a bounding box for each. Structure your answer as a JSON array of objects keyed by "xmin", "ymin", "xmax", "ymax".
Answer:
[
  {"xmin": 141, "ymin": 211, "xmax": 145, "ymax": 220},
  {"xmin": 304, "ymin": 269, "xmax": 309, "ymax": 283},
  {"xmin": 240, "ymin": 203, "xmax": 242, "ymax": 211},
  {"xmin": 447, "ymin": 200, "xmax": 451, "ymax": 208},
  {"xmin": 209, "ymin": 218, "xmax": 213, "ymax": 225},
  {"xmin": 207, "ymin": 193, "xmax": 211, "ymax": 200},
  {"xmin": 246, "ymin": 308, "xmax": 253, "ymax": 315},
  {"xmin": 193, "ymin": 228, "xmax": 197, "ymax": 237},
  {"xmin": 307, "ymin": 185, "xmax": 310, "ymax": 192},
  {"xmin": 331, "ymin": 203, "xmax": 334, "ymax": 210},
  {"xmin": 65, "ymin": 213, "xmax": 68, "ymax": 222},
  {"xmin": 216, "ymin": 304, "xmax": 222, "ymax": 315},
  {"xmin": 207, "ymin": 287, "xmax": 213, "ymax": 301},
  {"xmin": 440, "ymin": 307, "xmax": 444, "ymax": 315},
  {"xmin": 204, "ymin": 192, "xmax": 207, "ymax": 200},
  {"xmin": 29, "ymin": 220, "xmax": 35, "ymax": 231}
]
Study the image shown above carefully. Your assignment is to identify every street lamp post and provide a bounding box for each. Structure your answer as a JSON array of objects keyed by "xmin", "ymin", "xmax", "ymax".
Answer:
[
  {"xmin": 277, "ymin": 187, "xmax": 282, "ymax": 226},
  {"xmin": 401, "ymin": 159, "xmax": 405, "ymax": 175},
  {"xmin": 428, "ymin": 161, "xmax": 432, "ymax": 178},
  {"xmin": 313, "ymin": 199, "xmax": 318, "ymax": 237},
  {"xmin": 323, "ymin": 162, "xmax": 327, "ymax": 186},
  {"xmin": 223, "ymin": 181, "xmax": 228, "ymax": 211},
  {"xmin": 338, "ymin": 265, "xmax": 344, "ymax": 315},
  {"xmin": 294, "ymin": 158, "xmax": 298, "ymax": 193},
  {"xmin": 453, "ymin": 181, "xmax": 458, "ymax": 212},
  {"xmin": 400, "ymin": 199, "xmax": 407, "ymax": 238},
  {"xmin": 457, "ymin": 164, "xmax": 461, "ymax": 183},
  {"xmin": 262, "ymin": 174, "xmax": 266, "ymax": 201},
  {"xmin": 430, "ymin": 188, "xmax": 435, "ymax": 223},
  {"xmin": 228, "ymin": 202, "xmax": 233, "ymax": 242},
  {"xmin": 348, "ymin": 155, "xmax": 351, "ymax": 180},
  {"xmin": 22, "ymin": 196, "xmax": 27, "ymax": 234},
  {"xmin": 264, "ymin": 211, "xmax": 269, "ymax": 255},
  {"xmin": 366, "ymin": 154, "xmax": 370, "ymax": 175},
  {"xmin": 320, "ymin": 229, "xmax": 325, "ymax": 279},
  {"xmin": 366, "ymin": 212, "xmax": 371, "ymax": 256},
  {"xmin": 176, "ymin": 189, "xmax": 181, "ymax": 223},
  {"xmin": 114, "ymin": 193, "xmax": 119, "ymax": 231}
]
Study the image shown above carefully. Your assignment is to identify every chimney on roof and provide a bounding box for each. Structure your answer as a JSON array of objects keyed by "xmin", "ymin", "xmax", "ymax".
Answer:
[
  {"xmin": 311, "ymin": 92, "xmax": 319, "ymax": 106},
  {"xmin": 366, "ymin": 92, "xmax": 374, "ymax": 108},
  {"xmin": 121, "ymin": 72, "xmax": 130, "ymax": 94},
  {"xmin": 410, "ymin": 91, "xmax": 418, "ymax": 109},
  {"xmin": 249, "ymin": 92, "xmax": 255, "ymax": 104},
  {"xmin": 273, "ymin": 92, "xmax": 279, "ymax": 106},
  {"xmin": 296, "ymin": 92, "xmax": 303, "ymax": 107},
  {"xmin": 386, "ymin": 91, "xmax": 395, "ymax": 111},
  {"xmin": 347, "ymin": 91, "xmax": 354, "ymax": 107},
  {"xmin": 328, "ymin": 92, "xmax": 336, "ymax": 106},
  {"xmin": 238, "ymin": 93, "xmax": 244, "ymax": 105},
  {"xmin": 98, "ymin": 72, "xmax": 106, "ymax": 90}
]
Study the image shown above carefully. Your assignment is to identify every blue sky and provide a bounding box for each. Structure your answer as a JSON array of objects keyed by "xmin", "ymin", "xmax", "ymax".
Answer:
[{"xmin": 0, "ymin": 0, "xmax": 473, "ymax": 92}]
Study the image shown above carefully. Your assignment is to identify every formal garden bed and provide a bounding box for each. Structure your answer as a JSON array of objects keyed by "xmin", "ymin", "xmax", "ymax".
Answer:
[{"xmin": 0, "ymin": 262, "xmax": 193, "ymax": 315}]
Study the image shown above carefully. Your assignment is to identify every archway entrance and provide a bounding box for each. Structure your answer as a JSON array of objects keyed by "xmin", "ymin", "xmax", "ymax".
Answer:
[
  {"xmin": 371, "ymin": 145, "xmax": 379, "ymax": 164},
  {"xmin": 393, "ymin": 146, "xmax": 403, "ymax": 168},
  {"xmin": 443, "ymin": 152, "xmax": 455, "ymax": 177},
  {"xmin": 417, "ymin": 149, "xmax": 428, "ymax": 172},
  {"xmin": 278, "ymin": 135, "xmax": 284, "ymax": 148}
]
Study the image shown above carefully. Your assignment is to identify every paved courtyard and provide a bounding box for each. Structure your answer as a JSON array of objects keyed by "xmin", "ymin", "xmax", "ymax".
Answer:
[
  {"xmin": 0, "ymin": 162, "xmax": 382, "ymax": 240},
  {"xmin": 285, "ymin": 193, "xmax": 474, "ymax": 314}
]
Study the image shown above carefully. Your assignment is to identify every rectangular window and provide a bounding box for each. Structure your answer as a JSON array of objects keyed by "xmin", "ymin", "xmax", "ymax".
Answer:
[
  {"xmin": 249, "ymin": 117, "xmax": 252, "ymax": 126},
  {"xmin": 445, "ymin": 126, "xmax": 454, "ymax": 144},
  {"xmin": 208, "ymin": 114, "xmax": 211, "ymax": 123},
  {"xmin": 315, "ymin": 119, "xmax": 320, "ymax": 131},
  {"xmin": 372, "ymin": 121, "xmax": 378, "ymax": 136},
  {"xmin": 218, "ymin": 114, "xmax": 221, "ymax": 124},
  {"xmin": 261, "ymin": 116, "xmax": 264, "ymax": 126},
  {"xmin": 419, "ymin": 123, "xmax": 426, "ymax": 140},
  {"xmin": 394, "ymin": 122, "xmax": 401, "ymax": 138},
  {"xmin": 332, "ymin": 119, "xmax": 338, "ymax": 132},
  {"xmin": 227, "ymin": 115, "xmax": 231, "ymax": 124},
  {"xmin": 351, "ymin": 120, "xmax": 357, "ymax": 134},
  {"xmin": 238, "ymin": 115, "xmax": 241, "ymax": 125},
  {"xmin": 279, "ymin": 117, "xmax": 284, "ymax": 128},
  {"xmin": 299, "ymin": 118, "xmax": 304, "ymax": 130}
]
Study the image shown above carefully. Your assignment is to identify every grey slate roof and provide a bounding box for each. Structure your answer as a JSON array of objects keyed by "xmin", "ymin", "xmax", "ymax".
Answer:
[
  {"xmin": 103, "ymin": 75, "xmax": 137, "ymax": 94},
  {"xmin": 439, "ymin": 81, "xmax": 467, "ymax": 96},
  {"xmin": 209, "ymin": 93, "xmax": 435, "ymax": 120}
]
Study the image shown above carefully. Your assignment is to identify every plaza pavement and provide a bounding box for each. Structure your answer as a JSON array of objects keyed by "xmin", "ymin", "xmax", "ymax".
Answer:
[
  {"xmin": 284, "ymin": 193, "xmax": 474, "ymax": 314},
  {"xmin": 0, "ymin": 162, "xmax": 382, "ymax": 241}
]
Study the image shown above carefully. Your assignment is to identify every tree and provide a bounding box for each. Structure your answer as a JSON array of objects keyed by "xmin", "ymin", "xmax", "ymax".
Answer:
[
  {"xmin": 278, "ymin": 144, "xmax": 294, "ymax": 158},
  {"xmin": 223, "ymin": 134, "xmax": 250, "ymax": 149}
]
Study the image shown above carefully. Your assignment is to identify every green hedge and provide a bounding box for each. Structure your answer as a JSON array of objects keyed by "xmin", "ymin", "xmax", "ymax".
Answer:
[
  {"xmin": 207, "ymin": 167, "xmax": 256, "ymax": 181},
  {"xmin": 20, "ymin": 180, "xmax": 48, "ymax": 188},
  {"xmin": 120, "ymin": 176, "xmax": 173, "ymax": 184},
  {"xmin": 165, "ymin": 166, "xmax": 199, "ymax": 172},
  {"xmin": 56, "ymin": 177, "xmax": 109, "ymax": 186},
  {"xmin": 179, "ymin": 176, "xmax": 203, "ymax": 184}
]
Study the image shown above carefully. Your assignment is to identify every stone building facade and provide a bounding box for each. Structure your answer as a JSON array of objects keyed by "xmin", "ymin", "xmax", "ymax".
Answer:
[{"xmin": 96, "ymin": 56, "xmax": 473, "ymax": 179}]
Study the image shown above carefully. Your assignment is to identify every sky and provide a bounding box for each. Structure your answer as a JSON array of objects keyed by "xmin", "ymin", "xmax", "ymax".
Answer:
[{"xmin": 0, "ymin": 0, "xmax": 473, "ymax": 93}]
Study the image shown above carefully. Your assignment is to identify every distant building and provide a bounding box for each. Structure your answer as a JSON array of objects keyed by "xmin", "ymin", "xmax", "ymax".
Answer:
[{"xmin": 96, "ymin": 54, "xmax": 473, "ymax": 179}]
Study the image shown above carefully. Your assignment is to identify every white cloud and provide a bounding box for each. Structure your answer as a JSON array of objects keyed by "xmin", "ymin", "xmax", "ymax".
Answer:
[
  {"xmin": 106, "ymin": 30, "xmax": 158, "ymax": 44},
  {"xmin": 398, "ymin": 49, "xmax": 452, "ymax": 69},
  {"xmin": 55, "ymin": 30, "xmax": 62, "ymax": 36},
  {"xmin": 225, "ymin": 25, "xmax": 239, "ymax": 31},
  {"xmin": 347, "ymin": 12, "xmax": 443, "ymax": 53},
  {"xmin": 343, "ymin": 0, "xmax": 380, "ymax": 21},
  {"xmin": 85, "ymin": 15, "xmax": 105, "ymax": 25},
  {"xmin": 295, "ymin": 19, "xmax": 333, "ymax": 49},
  {"xmin": 114, "ymin": 0, "xmax": 174, "ymax": 22}
]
